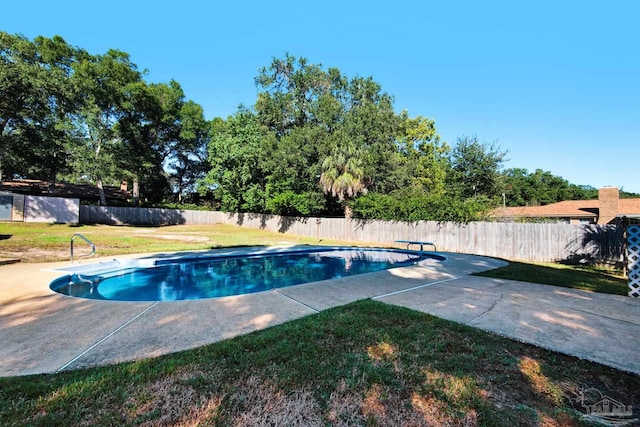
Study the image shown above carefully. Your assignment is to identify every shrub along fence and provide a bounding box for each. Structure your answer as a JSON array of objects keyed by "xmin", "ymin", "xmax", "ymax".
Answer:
[{"xmin": 79, "ymin": 205, "xmax": 624, "ymax": 264}]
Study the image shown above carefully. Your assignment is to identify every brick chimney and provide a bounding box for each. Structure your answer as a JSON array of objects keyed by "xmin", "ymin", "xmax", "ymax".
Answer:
[{"xmin": 598, "ymin": 187, "xmax": 619, "ymax": 224}]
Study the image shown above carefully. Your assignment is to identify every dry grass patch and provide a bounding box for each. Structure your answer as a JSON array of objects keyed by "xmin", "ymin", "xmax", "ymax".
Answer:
[
  {"xmin": 224, "ymin": 376, "xmax": 322, "ymax": 426},
  {"xmin": 124, "ymin": 370, "xmax": 221, "ymax": 426}
]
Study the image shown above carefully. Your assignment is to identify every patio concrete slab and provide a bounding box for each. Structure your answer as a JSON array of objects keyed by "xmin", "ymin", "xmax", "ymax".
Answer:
[
  {"xmin": 64, "ymin": 291, "xmax": 316, "ymax": 370},
  {"xmin": 1, "ymin": 248, "xmax": 638, "ymax": 377},
  {"xmin": 276, "ymin": 263, "xmax": 456, "ymax": 311}
]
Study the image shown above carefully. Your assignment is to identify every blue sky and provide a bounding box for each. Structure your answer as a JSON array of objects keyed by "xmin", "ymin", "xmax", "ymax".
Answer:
[{"xmin": 3, "ymin": 1, "xmax": 639, "ymax": 193}]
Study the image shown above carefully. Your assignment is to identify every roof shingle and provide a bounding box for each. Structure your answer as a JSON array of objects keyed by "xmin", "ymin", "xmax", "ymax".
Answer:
[{"xmin": 492, "ymin": 198, "xmax": 640, "ymax": 218}]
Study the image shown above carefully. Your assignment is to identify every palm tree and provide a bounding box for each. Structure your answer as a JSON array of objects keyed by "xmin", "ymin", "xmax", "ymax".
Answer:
[{"xmin": 320, "ymin": 141, "xmax": 367, "ymax": 218}]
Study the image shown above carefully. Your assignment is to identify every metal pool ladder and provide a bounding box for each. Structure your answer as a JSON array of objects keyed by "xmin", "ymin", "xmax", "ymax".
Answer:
[{"xmin": 70, "ymin": 233, "xmax": 96, "ymax": 264}]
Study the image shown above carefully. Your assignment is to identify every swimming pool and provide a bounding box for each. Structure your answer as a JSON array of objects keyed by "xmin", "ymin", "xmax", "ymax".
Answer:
[{"xmin": 50, "ymin": 248, "xmax": 444, "ymax": 302}]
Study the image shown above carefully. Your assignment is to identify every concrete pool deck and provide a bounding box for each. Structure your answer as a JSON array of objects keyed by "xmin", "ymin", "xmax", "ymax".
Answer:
[{"xmin": 1, "ymin": 246, "xmax": 639, "ymax": 377}]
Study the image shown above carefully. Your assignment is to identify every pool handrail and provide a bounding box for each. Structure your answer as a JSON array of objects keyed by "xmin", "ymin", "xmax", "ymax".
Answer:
[{"xmin": 70, "ymin": 233, "xmax": 96, "ymax": 264}]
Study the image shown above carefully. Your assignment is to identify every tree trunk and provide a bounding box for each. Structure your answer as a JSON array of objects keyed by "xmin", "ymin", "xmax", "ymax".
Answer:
[
  {"xmin": 94, "ymin": 138, "xmax": 107, "ymax": 206},
  {"xmin": 96, "ymin": 178, "xmax": 107, "ymax": 206},
  {"xmin": 344, "ymin": 203, "xmax": 352, "ymax": 219},
  {"xmin": 48, "ymin": 174, "xmax": 56, "ymax": 195},
  {"xmin": 133, "ymin": 178, "xmax": 140, "ymax": 207}
]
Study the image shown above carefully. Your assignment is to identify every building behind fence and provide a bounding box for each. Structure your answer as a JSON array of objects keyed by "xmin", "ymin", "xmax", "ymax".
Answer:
[
  {"xmin": 80, "ymin": 205, "xmax": 624, "ymax": 264},
  {"xmin": 0, "ymin": 193, "xmax": 79, "ymax": 223}
]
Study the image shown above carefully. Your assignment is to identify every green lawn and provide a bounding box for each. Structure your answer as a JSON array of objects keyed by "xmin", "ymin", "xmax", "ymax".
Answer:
[
  {"xmin": 0, "ymin": 223, "xmax": 355, "ymax": 263},
  {"xmin": 475, "ymin": 260, "xmax": 629, "ymax": 296}
]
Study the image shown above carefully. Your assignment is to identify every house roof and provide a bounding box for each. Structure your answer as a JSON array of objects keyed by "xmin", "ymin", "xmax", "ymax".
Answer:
[
  {"xmin": 492, "ymin": 198, "xmax": 640, "ymax": 219},
  {"xmin": 0, "ymin": 179, "xmax": 131, "ymax": 201},
  {"xmin": 619, "ymin": 199, "xmax": 640, "ymax": 216},
  {"xmin": 492, "ymin": 200, "xmax": 599, "ymax": 218}
]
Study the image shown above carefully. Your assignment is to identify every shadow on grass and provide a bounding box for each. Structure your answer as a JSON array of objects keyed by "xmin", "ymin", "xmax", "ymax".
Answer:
[{"xmin": 474, "ymin": 261, "xmax": 628, "ymax": 296}]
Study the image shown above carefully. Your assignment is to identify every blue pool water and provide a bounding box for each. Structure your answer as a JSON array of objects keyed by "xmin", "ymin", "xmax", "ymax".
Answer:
[{"xmin": 50, "ymin": 248, "xmax": 442, "ymax": 302}]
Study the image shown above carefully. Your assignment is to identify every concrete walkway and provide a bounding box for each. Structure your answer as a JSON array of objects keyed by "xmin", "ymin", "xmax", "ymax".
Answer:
[{"xmin": 1, "ymin": 247, "xmax": 639, "ymax": 377}]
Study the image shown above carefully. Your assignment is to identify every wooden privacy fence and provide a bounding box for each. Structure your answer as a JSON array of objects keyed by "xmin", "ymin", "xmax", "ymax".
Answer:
[{"xmin": 80, "ymin": 206, "xmax": 624, "ymax": 264}]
